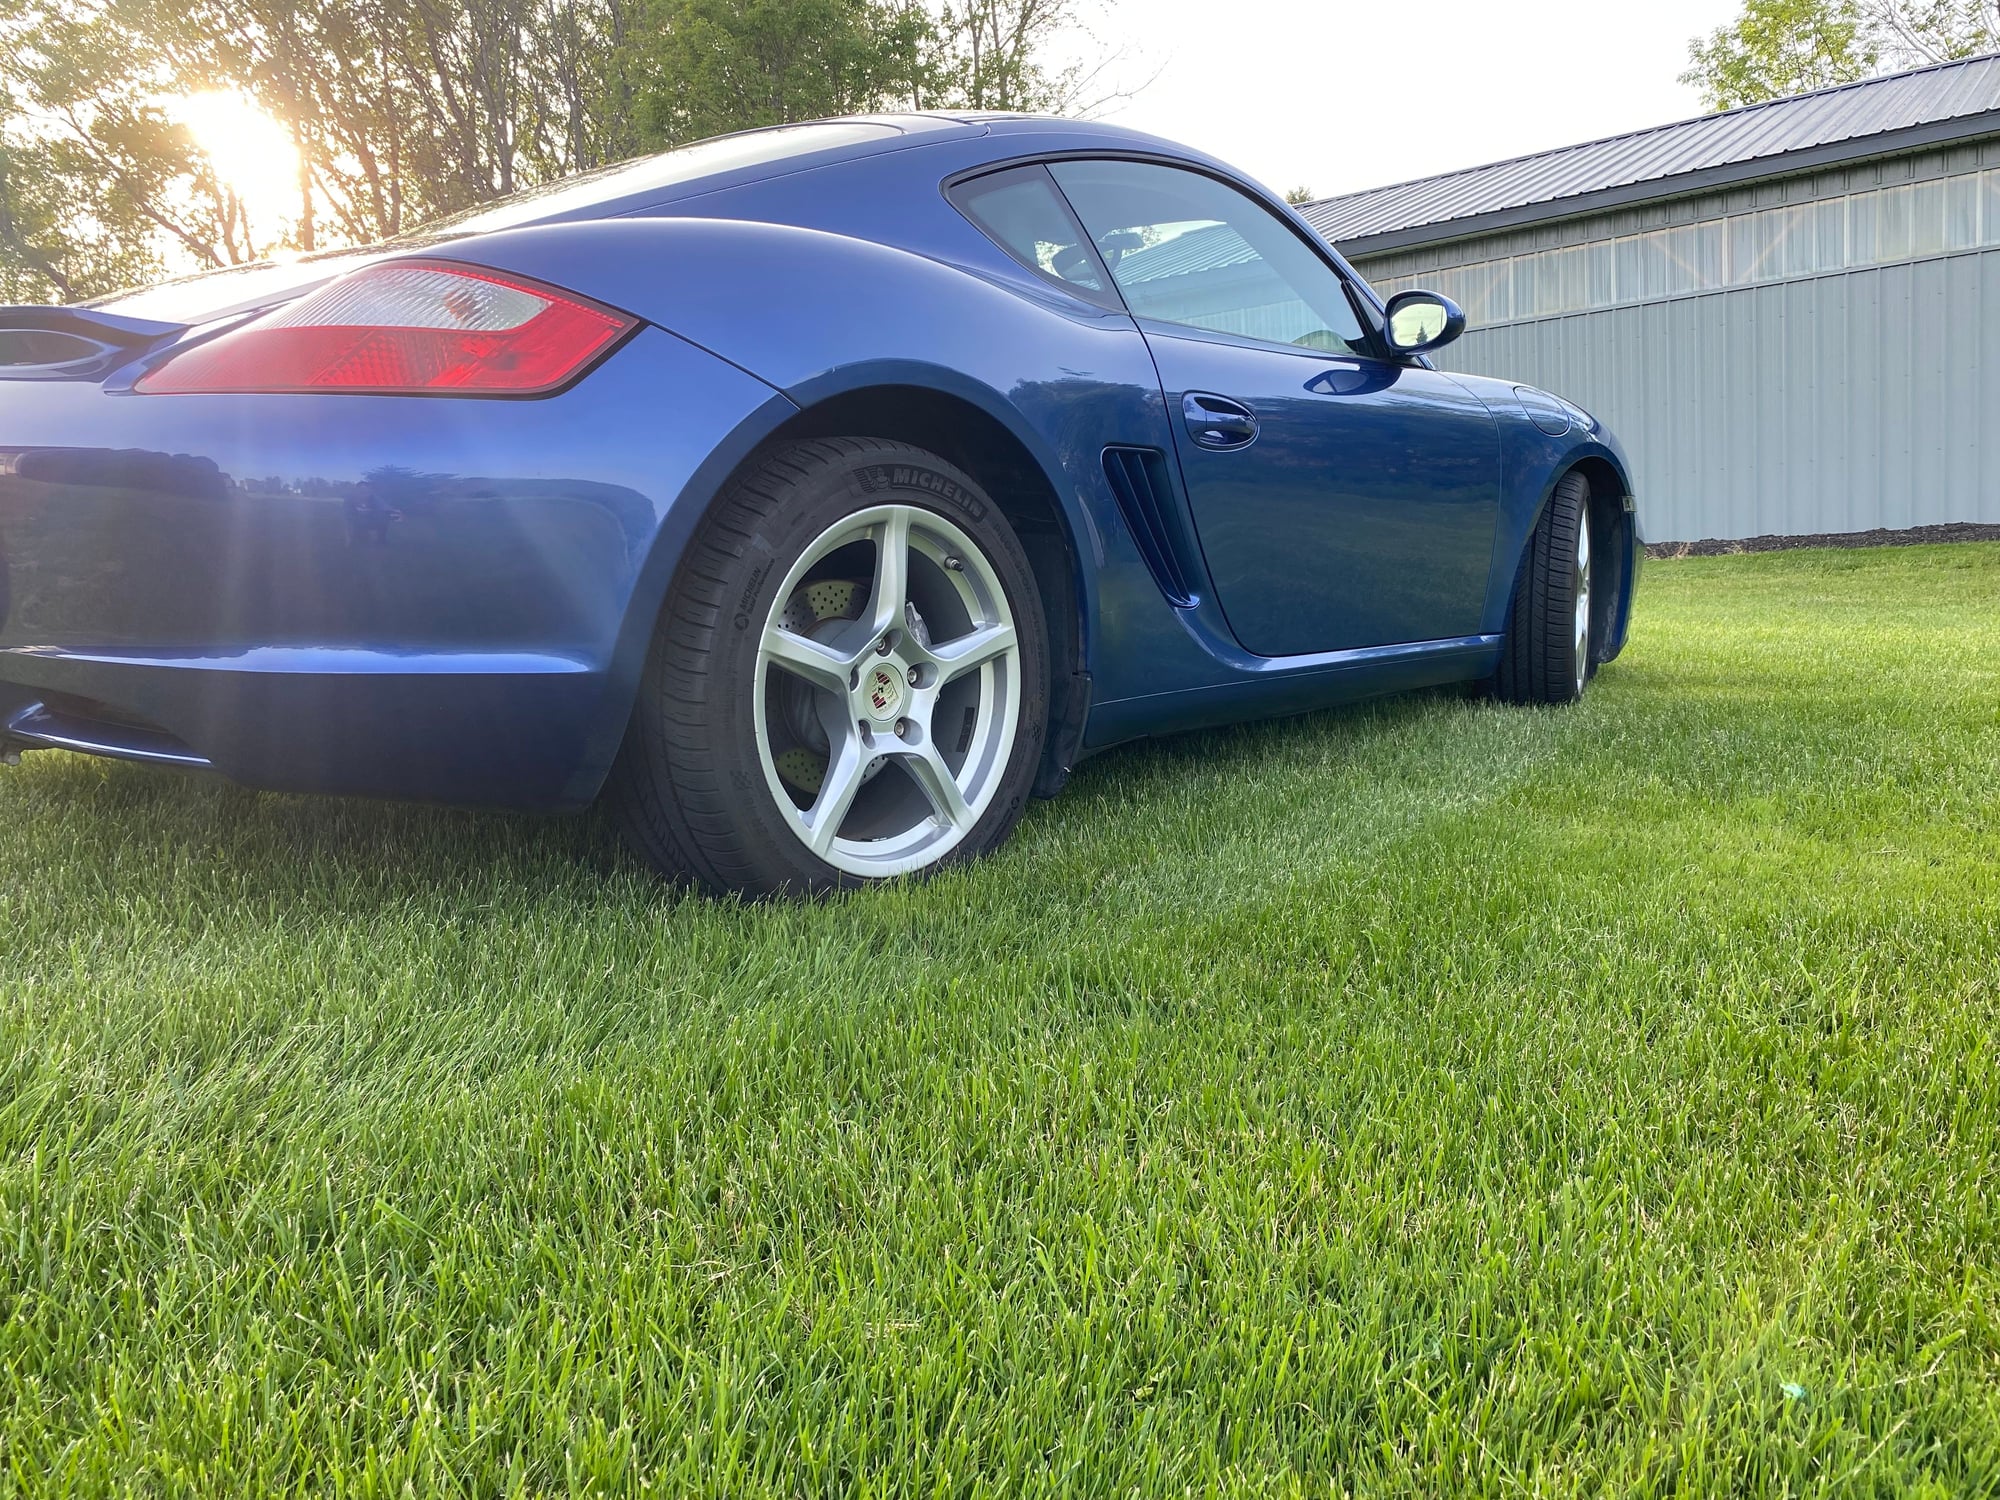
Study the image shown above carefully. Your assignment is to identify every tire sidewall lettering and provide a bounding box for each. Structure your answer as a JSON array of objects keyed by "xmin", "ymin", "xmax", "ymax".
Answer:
[
  {"xmin": 647, "ymin": 440, "xmax": 1049, "ymax": 894},
  {"xmin": 852, "ymin": 464, "xmax": 987, "ymax": 524}
]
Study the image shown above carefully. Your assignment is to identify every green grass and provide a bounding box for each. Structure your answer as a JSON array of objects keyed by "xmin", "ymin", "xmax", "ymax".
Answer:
[{"xmin": 2, "ymin": 544, "xmax": 1996, "ymax": 1497}]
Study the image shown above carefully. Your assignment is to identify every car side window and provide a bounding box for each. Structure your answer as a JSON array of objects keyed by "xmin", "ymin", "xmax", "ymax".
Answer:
[
  {"xmin": 948, "ymin": 165, "xmax": 1120, "ymax": 308},
  {"xmin": 1048, "ymin": 159, "xmax": 1370, "ymax": 355}
]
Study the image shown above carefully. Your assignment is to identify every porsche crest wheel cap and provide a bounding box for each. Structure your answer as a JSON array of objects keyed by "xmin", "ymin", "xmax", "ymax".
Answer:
[{"xmin": 862, "ymin": 663, "xmax": 904, "ymax": 722}]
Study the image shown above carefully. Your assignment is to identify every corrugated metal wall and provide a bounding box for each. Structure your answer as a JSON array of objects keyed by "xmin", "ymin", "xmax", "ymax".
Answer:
[{"xmin": 1350, "ymin": 140, "xmax": 2000, "ymax": 542}]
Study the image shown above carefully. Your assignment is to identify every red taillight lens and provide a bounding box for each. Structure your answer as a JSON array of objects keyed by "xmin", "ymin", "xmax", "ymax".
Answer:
[{"xmin": 135, "ymin": 261, "xmax": 636, "ymax": 396}]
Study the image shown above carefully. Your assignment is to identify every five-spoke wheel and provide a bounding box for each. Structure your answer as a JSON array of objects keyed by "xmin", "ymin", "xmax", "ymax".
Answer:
[
  {"xmin": 611, "ymin": 438, "xmax": 1048, "ymax": 896},
  {"xmin": 753, "ymin": 503, "xmax": 1023, "ymax": 877}
]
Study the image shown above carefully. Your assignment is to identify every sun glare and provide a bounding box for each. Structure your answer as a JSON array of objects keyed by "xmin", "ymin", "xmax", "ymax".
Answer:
[{"xmin": 176, "ymin": 91, "xmax": 300, "ymax": 233}]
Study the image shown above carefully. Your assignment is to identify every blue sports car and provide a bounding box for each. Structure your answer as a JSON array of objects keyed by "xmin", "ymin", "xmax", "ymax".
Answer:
[{"xmin": 0, "ymin": 114, "xmax": 1639, "ymax": 895}]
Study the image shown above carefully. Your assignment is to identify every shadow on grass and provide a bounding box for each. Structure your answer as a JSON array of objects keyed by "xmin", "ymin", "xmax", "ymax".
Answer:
[{"xmin": 0, "ymin": 684, "xmax": 1485, "ymax": 911}]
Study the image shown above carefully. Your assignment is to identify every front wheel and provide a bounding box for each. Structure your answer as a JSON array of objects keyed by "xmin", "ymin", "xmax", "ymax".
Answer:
[
  {"xmin": 1494, "ymin": 470, "xmax": 1595, "ymax": 705},
  {"xmin": 611, "ymin": 438, "xmax": 1049, "ymax": 896}
]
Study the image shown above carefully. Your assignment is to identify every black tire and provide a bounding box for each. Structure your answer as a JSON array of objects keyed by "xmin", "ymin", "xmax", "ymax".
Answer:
[
  {"xmin": 1494, "ymin": 470, "xmax": 1595, "ymax": 705},
  {"xmin": 609, "ymin": 438, "xmax": 1050, "ymax": 897}
]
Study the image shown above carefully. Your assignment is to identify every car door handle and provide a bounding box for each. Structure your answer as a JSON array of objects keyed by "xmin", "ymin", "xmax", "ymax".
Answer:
[{"xmin": 1182, "ymin": 392, "xmax": 1259, "ymax": 450}]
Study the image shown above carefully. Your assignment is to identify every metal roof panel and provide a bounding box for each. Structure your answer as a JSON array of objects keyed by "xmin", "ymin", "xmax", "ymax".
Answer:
[{"xmin": 1302, "ymin": 54, "xmax": 2000, "ymax": 250}]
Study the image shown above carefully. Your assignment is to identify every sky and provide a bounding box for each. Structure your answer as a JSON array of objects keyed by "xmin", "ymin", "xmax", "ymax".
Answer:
[
  {"xmin": 179, "ymin": 0, "xmax": 1756, "ymax": 246},
  {"xmin": 1088, "ymin": 0, "xmax": 1749, "ymax": 202}
]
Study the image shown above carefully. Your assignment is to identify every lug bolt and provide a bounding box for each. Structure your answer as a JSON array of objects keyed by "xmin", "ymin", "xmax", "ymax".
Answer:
[
  {"xmin": 894, "ymin": 718, "xmax": 910, "ymax": 738},
  {"xmin": 875, "ymin": 635, "xmax": 893, "ymax": 656},
  {"xmin": 906, "ymin": 665, "xmax": 921, "ymax": 686}
]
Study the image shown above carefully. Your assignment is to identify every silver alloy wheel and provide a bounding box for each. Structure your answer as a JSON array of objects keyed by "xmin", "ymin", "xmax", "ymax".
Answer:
[
  {"xmin": 751, "ymin": 502, "xmax": 1021, "ymax": 878},
  {"xmin": 1573, "ymin": 510, "xmax": 1593, "ymax": 696}
]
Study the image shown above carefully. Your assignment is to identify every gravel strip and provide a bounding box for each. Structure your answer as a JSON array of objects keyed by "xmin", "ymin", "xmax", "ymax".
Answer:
[{"xmin": 1646, "ymin": 522, "xmax": 2000, "ymax": 558}]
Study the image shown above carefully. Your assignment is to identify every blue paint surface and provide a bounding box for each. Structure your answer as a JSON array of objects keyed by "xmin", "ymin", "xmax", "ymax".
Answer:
[{"xmin": 0, "ymin": 115, "xmax": 1639, "ymax": 805}]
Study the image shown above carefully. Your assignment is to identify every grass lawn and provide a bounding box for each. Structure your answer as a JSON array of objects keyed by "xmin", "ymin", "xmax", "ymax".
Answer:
[{"xmin": 1, "ymin": 543, "xmax": 1996, "ymax": 1497}]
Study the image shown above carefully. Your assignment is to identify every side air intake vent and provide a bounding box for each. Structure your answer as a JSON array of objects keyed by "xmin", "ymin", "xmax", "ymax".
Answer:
[{"xmin": 1102, "ymin": 446, "xmax": 1202, "ymax": 608}]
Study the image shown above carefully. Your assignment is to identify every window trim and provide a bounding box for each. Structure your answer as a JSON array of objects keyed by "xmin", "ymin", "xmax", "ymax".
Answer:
[
  {"xmin": 943, "ymin": 162, "xmax": 1125, "ymax": 312},
  {"xmin": 946, "ymin": 150, "xmax": 1400, "ymax": 363}
]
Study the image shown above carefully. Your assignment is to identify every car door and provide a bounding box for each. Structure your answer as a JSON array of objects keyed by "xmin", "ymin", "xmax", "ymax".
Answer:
[{"xmin": 1048, "ymin": 159, "xmax": 1502, "ymax": 658}]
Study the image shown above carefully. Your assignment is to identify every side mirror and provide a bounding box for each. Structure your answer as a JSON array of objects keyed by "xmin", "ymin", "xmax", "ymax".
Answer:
[{"xmin": 1382, "ymin": 290, "xmax": 1466, "ymax": 356}]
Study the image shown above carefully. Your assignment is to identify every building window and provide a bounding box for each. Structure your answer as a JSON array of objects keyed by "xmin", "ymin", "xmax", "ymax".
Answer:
[{"xmin": 1355, "ymin": 161, "xmax": 2000, "ymax": 330}]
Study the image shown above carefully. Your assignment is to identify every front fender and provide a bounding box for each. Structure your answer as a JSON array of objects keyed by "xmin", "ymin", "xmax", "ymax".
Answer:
[
  {"xmin": 1512, "ymin": 434, "xmax": 1641, "ymax": 664},
  {"xmin": 1451, "ymin": 373, "xmax": 1637, "ymax": 644}
]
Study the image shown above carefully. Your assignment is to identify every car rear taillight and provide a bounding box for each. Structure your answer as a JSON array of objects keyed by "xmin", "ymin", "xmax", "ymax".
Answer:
[{"xmin": 134, "ymin": 261, "xmax": 637, "ymax": 397}]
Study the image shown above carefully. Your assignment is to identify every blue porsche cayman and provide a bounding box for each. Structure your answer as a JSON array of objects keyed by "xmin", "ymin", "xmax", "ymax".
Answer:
[{"xmin": 0, "ymin": 114, "xmax": 1639, "ymax": 895}]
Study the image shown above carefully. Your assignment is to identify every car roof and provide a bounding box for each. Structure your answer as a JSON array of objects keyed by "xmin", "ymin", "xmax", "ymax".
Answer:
[
  {"xmin": 93, "ymin": 113, "xmax": 1263, "ymax": 323},
  {"xmin": 416, "ymin": 113, "xmax": 1223, "ymax": 238}
]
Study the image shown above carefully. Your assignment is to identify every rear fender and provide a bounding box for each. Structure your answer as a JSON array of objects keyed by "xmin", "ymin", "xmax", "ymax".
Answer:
[
  {"xmin": 424, "ymin": 217, "xmax": 1193, "ymax": 724},
  {"xmin": 0, "ymin": 325, "xmax": 796, "ymax": 807},
  {"xmin": 423, "ymin": 217, "xmax": 1162, "ymax": 656}
]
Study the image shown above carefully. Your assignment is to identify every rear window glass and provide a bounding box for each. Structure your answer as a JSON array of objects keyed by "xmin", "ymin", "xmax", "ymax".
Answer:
[{"xmin": 949, "ymin": 165, "xmax": 1118, "ymax": 307}]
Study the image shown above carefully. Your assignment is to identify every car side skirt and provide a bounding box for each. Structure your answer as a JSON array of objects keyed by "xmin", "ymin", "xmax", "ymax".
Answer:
[{"xmin": 1082, "ymin": 633, "xmax": 1500, "ymax": 749}]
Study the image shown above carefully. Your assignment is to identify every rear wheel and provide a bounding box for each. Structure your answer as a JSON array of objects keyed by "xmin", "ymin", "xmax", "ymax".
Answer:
[
  {"xmin": 1495, "ymin": 470, "xmax": 1595, "ymax": 705},
  {"xmin": 611, "ymin": 438, "xmax": 1048, "ymax": 896}
]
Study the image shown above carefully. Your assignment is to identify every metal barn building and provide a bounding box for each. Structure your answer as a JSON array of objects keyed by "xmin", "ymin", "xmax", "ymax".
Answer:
[{"xmin": 1301, "ymin": 56, "xmax": 2000, "ymax": 544}]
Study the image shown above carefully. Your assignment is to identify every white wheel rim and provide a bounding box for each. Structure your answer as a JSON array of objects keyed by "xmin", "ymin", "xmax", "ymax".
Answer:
[
  {"xmin": 1573, "ymin": 512, "xmax": 1593, "ymax": 697},
  {"xmin": 751, "ymin": 503, "xmax": 1021, "ymax": 878}
]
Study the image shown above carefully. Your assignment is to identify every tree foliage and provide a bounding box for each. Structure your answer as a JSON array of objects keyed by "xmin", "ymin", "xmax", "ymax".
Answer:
[
  {"xmin": 921, "ymin": 0, "xmax": 1120, "ymax": 112},
  {"xmin": 0, "ymin": 0, "xmax": 248, "ymax": 299},
  {"xmin": 631, "ymin": 0, "xmax": 924, "ymax": 143},
  {"xmin": 1684, "ymin": 0, "xmax": 1999, "ymax": 110},
  {"xmin": 1682, "ymin": 0, "xmax": 1879, "ymax": 109},
  {"xmin": 0, "ymin": 0, "xmax": 1117, "ymax": 303},
  {"xmin": 628, "ymin": 0, "xmax": 1123, "ymax": 142},
  {"xmin": 1868, "ymin": 0, "xmax": 2000, "ymax": 60}
]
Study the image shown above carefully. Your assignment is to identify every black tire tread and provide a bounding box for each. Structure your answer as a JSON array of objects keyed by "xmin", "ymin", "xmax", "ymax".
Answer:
[
  {"xmin": 610, "ymin": 437, "xmax": 1044, "ymax": 896},
  {"xmin": 1495, "ymin": 469, "xmax": 1591, "ymax": 706}
]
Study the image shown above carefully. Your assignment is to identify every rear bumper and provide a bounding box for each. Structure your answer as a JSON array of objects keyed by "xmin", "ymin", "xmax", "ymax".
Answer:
[
  {"xmin": 0, "ymin": 326, "xmax": 787, "ymax": 806},
  {"xmin": 0, "ymin": 653, "xmax": 614, "ymax": 804}
]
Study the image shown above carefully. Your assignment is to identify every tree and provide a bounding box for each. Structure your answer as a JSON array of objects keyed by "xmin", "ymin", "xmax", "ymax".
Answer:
[
  {"xmin": 2, "ymin": 0, "xmax": 657, "ymax": 296},
  {"xmin": 1682, "ymin": 0, "xmax": 1878, "ymax": 108},
  {"xmin": 151, "ymin": 0, "xmax": 649, "ymax": 241},
  {"xmin": 0, "ymin": 134, "xmax": 163, "ymax": 301},
  {"xmin": 630, "ymin": 0, "xmax": 925, "ymax": 145},
  {"xmin": 0, "ymin": 0, "xmax": 256, "ymax": 299},
  {"xmin": 623, "ymin": 0, "xmax": 1127, "ymax": 150},
  {"xmin": 1283, "ymin": 186, "xmax": 1313, "ymax": 206},
  {"xmin": 0, "ymin": 0, "xmax": 1119, "ymax": 303},
  {"xmin": 918, "ymin": 0, "xmax": 1128, "ymax": 114},
  {"xmin": 1868, "ymin": 0, "xmax": 2000, "ymax": 61},
  {"xmin": 1684, "ymin": 0, "xmax": 1998, "ymax": 110}
]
